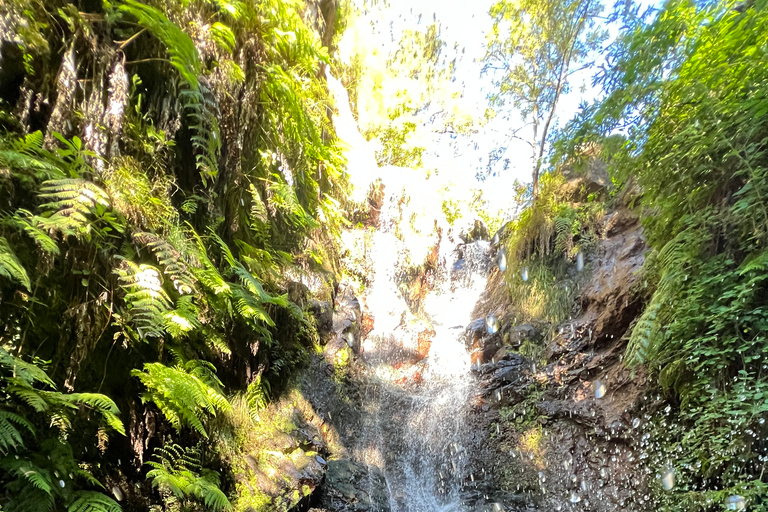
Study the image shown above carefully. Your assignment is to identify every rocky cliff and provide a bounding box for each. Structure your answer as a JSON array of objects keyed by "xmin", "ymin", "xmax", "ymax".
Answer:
[{"xmin": 461, "ymin": 203, "xmax": 654, "ymax": 511}]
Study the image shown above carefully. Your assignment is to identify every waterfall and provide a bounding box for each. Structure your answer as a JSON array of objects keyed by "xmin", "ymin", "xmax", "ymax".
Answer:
[{"xmin": 329, "ymin": 70, "xmax": 492, "ymax": 512}]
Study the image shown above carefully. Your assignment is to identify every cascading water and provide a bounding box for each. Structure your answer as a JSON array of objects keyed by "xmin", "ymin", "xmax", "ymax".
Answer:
[
  {"xmin": 328, "ymin": 69, "xmax": 492, "ymax": 512},
  {"xmin": 356, "ymin": 184, "xmax": 491, "ymax": 512}
]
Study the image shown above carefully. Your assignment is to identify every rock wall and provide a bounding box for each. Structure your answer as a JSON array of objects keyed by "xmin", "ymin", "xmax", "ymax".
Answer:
[{"xmin": 462, "ymin": 208, "xmax": 653, "ymax": 511}]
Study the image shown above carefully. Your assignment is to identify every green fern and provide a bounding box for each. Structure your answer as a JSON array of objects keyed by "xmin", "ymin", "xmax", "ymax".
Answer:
[
  {"xmin": 0, "ymin": 348, "xmax": 125, "ymax": 437},
  {"xmin": 6, "ymin": 210, "xmax": 60, "ymax": 255},
  {"xmin": 132, "ymin": 232, "xmax": 196, "ymax": 295},
  {"xmin": 0, "ymin": 131, "xmax": 67, "ymax": 182},
  {"xmin": 114, "ymin": 259, "xmax": 172, "ymax": 339},
  {"xmin": 0, "ymin": 411, "xmax": 34, "ymax": 454},
  {"xmin": 553, "ymin": 213, "xmax": 576, "ymax": 256},
  {"xmin": 132, "ymin": 360, "xmax": 231, "ymax": 438},
  {"xmin": 146, "ymin": 444, "xmax": 231, "ymax": 511},
  {"xmin": 0, "ymin": 236, "xmax": 31, "ymax": 290},
  {"xmin": 245, "ymin": 376, "xmax": 270, "ymax": 421},
  {"xmin": 0, "ymin": 439, "xmax": 120, "ymax": 512},
  {"xmin": 67, "ymin": 492, "xmax": 122, "ymax": 512},
  {"xmin": 37, "ymin": 178, "xmax": 113, "ymax": 237},
  {"xmin": 117, "ymin": 1, "xmax": 201, "ymax": 89},
  {"xmin": 118, "ymin": 0, "xmax": 220, "ymax": 185}
]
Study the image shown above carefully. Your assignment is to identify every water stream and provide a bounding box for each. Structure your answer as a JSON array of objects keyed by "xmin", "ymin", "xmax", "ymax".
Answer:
[{"xmin": 328, "ymin": 70, "xmax": 492, "ymax": 512}]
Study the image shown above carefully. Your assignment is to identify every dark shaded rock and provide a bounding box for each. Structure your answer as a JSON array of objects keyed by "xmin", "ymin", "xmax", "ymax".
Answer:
[
  {"xmin": 462, "ymin": 205, "xmax": 651, "ymax": 512},
  {"xmin": 317, "ymin": 460, "xmax": 390, "ymax": 512},
  {"xmin": 310, "ymin": 300, "xmax": 334, "ymax": 339},
  {"xmin": 561, "ymin": 155, "xmax": 612, "ymax": 200},
  {"xmin": 332, "ymin": 282, "xmax": 362, "ymax": 352},
  {"xmin": 508, "ymin": 324, "xmax": 537, "ymax": 346},
  {"xmin": 578, "ymin": 210, "xmax": 646, "ymax": 347},
  {"xmin": 465, "ymin": 318, "xmax": 486, "ymax": 342}
]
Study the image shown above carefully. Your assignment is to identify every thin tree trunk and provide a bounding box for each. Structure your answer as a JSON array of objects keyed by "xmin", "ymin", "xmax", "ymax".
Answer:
[{"xmin": 531, "ymin": 0, "xmax": 593, "ymax": 202}]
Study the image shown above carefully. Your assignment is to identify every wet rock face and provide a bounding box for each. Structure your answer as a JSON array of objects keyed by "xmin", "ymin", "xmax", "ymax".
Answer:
[
  {"xmin": 577, "ymin": 209, "xmax": 645, "ymax": 347},
  {"xmin": 330, "ymin": 281, "xmax": 363, "ymax": 353},
  {"xmin": 317, "ymin": 460, "xmax": 391, "ymax": 512},
  {"xmin": 461, "ymin": 208, "xmax": 650, "ymax": 512},
  {"xmin": 234, "ymin": 405, "xmax": 331, "ymax": 512}
]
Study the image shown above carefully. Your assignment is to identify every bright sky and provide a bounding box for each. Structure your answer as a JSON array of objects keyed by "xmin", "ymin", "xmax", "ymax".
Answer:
[{"xmin": 336, "ymin": 0, "xmax": 658, "ymax": 222}]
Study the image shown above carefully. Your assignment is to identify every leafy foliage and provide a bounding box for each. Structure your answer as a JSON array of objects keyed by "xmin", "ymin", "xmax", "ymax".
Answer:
[
  {"xmin": 146, "ymin": 444, "xmax": 231, "ymax": 511},
  {"xmin": 483, "ymin": 0, "xmax": 607, "ymax": 194},
  {"xmin": 553, "ymin": 0, "xmax": 768, "ymax": 508},
  {"xmin": 132, "ymin": 359, "xmax": 231, "ymax": 438},
  {"xmin": 0, "ymin": 349, "xmax": 123, "ymax": 512},
  {"xmin": 0, "ymin": 0, "xmax": 349, "ymax": 509}
]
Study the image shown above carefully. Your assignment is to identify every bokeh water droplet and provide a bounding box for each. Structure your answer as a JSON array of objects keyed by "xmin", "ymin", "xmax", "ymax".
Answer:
[
  {"xmin": 576, "ymin": 251, "xmax": 584, "ymax": 271},
  {"xmin": 725, "ymin": 495, "xmax": 746, "ymax": 510},
  {"xmin": 595, "ymin": 380, "xmax": 606, "ymax": 399},
  {"xmin": 112, "ymin": 486, "xmax": 124, "ymax": 501},
  {"xmin": 486, "ymin": 313, "xmax": 499, "ymax": 334},
  {"xmin": 521, "ymin": 267, "xmax": 529, "ymax": 282},
  {"xmin": 496, "ymin": 248, "xmax": 507, "ymax": 271},
  {"xmin": 661, "ymin": 467, "xmax": 675, "ymax": 491}
]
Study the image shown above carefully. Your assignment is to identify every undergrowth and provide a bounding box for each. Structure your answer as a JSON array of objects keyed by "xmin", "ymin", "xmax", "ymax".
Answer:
[
  {"xmin": 553, "ymin": 0, "xmax": 768, "ymax": 508},
  {"xmin": 0, "ymin": 0, "xmax": 349, "ymax": 509}
]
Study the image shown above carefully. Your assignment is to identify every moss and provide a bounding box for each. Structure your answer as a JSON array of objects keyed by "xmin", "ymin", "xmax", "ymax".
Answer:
[{"xmin": 234, "ymin": 481, "xmax": 273, "ymax": 512}]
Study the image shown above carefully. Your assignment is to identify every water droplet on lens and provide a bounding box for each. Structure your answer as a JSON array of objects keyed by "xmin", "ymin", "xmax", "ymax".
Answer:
[
  {"xmin": 594, "ymin": 380, "xmax": 606, "ymax": 399},
  {"xmin": 59, "ymin": 480, "xmax": 65, "ymax": 488},
  {"xmin": 661, "ymin": 467, "xmax": 675, "ymax": 491},
  {"xmin": 576, "ymin": 251, "xmax": 584, "ymax": 271},
  {"xmin": 725, "ymin": 495, "xmax": 746, "ymax": 510},
  {"xmin": 496, "ymin": 248, "xmax": 507, "ymax": 271},
  {"xmin": 486, "ymin": 314, "xmax": 499, "ymax": 334}
]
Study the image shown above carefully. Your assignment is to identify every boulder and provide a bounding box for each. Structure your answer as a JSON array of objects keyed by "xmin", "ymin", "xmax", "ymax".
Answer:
[
  {"xmin": 332, "ymin": 282, "xmax": 362, "ymax": 352},
  {"xmin": 508, "ymin": 324, "xmax": 537, "ymax": 346},
  {"xmin": 317, "ymin": 460, "xmax": 390, "ymax": 512},
  {"xmin": 310, "ymin": 300, "xmax": 334, "ymax": 339}
]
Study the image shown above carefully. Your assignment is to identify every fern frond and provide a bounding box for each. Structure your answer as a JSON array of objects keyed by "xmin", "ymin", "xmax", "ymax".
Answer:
[
  {"xmin": 133, "ymin": 232, "xmax": 196, "ymax": 295},
  {"xmin": 1, "ymin": 458, "xmax": 53, "ymax": 495},
  {"xmin": 0, "ymin": 349, "xmax": 56, "ymax": 388},
  {"xmin": 245, "ymin": 377, "xmax": 269, "ymax": 420},
  {"xmin": 189, "ymin": 229, "xmax": 231, "ymax": 296},
  {"xmin": 145, "ymin": 444, "xmax": 231, "ymax": 511},
  {"xmin": 67, "ymin": 491, "xmax": 122, "ymax": 512},
  {"xmin": 38, "ymin": 179, "xmax": 111, "ymax": 237},
  {"xmin": 114, "ymin": 259, "xmax": 172, "ymax": 339},
  {"xmin": 6, "ymin": 382, "xmax": 50, "ymax": 413},
  {"xmin": 132, "ymin": 361, "xmax": 230, "ymax": 438},
  {"xmin": 0, "ymin": 236, "xmax": 31, "ymax": 290},
  {"xmin": 0, "ymin": 411, "xmax": 35, "ymax": 454},
  {"xmin": 118, "ymin": 1, "xmax": 201, "ymax": 89},
  {"xmin": 65, "ymin": 393, "xmax": 125, "ymax": 436},
  {"xmin": 118, "ymin": 1, "xmax": 219, "ymax": 185}
]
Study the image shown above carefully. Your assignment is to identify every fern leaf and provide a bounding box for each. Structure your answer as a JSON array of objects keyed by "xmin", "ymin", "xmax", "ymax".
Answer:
[
  {"xmin": 0, "ymin": 411, "xmax": 35, "ymax": 454},
  {"xmin": 0, "ymin": 350, "xmax": 56, "ymax": 388},
  {"xmin": 67, "ymin": 491, "xmax": 122, "ymax": 512},
  {"xmin": 132, "ymin": 361, "xmax": 230, "ymax": 438},
  {"xmin": 114, "ymin": 259, "xmax": 172, "ymax": 339},
  {"xmin": 0, "ymin": 236, "xmax": 31, "ymax": 290}
]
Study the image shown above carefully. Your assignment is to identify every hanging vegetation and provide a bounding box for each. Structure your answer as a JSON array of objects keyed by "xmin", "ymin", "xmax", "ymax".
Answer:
[{"xmin": 0, "ymin": 0, "xmax": 348, "ymax": 509}]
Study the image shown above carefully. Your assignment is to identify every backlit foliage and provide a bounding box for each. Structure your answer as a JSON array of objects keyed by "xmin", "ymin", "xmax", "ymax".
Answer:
[
  {"xmin": 0, "ymin": 0, "xmax": 348, "ymax": 508},
  {"xmin": 554, "ymin": 0, "xmax": 768, "ymax": 508}
]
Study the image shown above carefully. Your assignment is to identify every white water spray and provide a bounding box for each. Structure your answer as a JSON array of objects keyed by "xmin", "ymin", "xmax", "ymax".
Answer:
[{"xmin": 329, "ymin": 70, "xmax": 492, "ymax": 512}]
